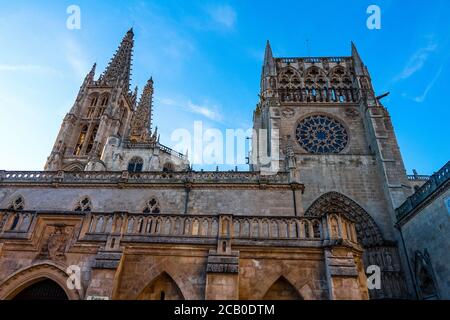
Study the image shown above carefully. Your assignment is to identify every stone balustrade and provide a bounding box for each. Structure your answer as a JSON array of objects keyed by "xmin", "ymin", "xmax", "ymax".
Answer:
[
  {"xmin": 407, "ymin": 174, "xmax": 430, "ymax": 181},
  {"xmin": 278, "ymin": 56, "xmax": 350, "ymax": 64},
  {"xmin": 0, "ymin": 210, "xmax": 359, "ymax": 247},
  {"xmin": 397, "ymin": 161, "xmax": 450, "ymax": 221},
  {"xmin": 0, "ymin": 170, "xmax": 290, "ymax": 185}
]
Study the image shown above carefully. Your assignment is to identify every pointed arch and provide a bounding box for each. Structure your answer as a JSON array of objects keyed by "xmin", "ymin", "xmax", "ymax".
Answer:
[
  {"xmin": 414, "ymin": 250, "xmax": 440, "ymax": 300},
  {"xmin": 62, "ymin": 162, "xmax": 85, "ymax": 172},
  {"xmin": 12, "ymin": 279, "xmax": 68, "ymax": 300},
  {"xmin": 0, "ymin": 262, "xmax": 83, "ymax": 300},
  {"xmin": 278, "ymin": 67, "xmax": 302, "ymax": 89},
  {"xmin": 305, "ymin": 192, "xmax": 384, "ymax": 247},
  {"xmin": 262, "ymin": 276, "xmax": 303, "ymax": 300},
  {"xmin": 137, "ymin": 271, "xmax": 184, "ymax": 300}
]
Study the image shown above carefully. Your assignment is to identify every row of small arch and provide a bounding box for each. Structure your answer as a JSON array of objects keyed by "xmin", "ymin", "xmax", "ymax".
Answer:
[{"xmin": 3, "ymin": 195, "xmax": 161, "ymax": 214}]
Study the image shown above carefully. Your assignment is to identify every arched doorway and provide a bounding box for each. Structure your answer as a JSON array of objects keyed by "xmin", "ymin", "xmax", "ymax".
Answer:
[
  {"xmin": 137, "ymin": 272, "xmax": 184, "ymax": 300},
  {"xmin": 263, "ymin": 276, "xmax": 303, "ymax": 300},
  {"xmin": 12, "ymin": 279, "xmax": 68, "ymax": 300},
  {"xmin": 0, "ymin": 262, "xmax": 82, "ymax": 300},
  {"xmin": 305, "ymin": 192, "xmax": 407, "ymax": 299}
]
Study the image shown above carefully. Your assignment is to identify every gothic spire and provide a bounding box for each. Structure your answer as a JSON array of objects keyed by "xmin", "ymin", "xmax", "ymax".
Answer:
[
  {"xmin": 262, "ymin": 40, "xmax": 276, "ymax": 76},
  {"xmin": 70, "ymin": 63, "xmax": 97, "ymax": 113},
  {"xmin": 101, "ymin": 28, "xmax": 134, "ymax": 92},
  {"xmin": 128, "ymin": 78, "xmax": 154, "ymax": 143},
  {"xmin": 351, "ymin": 41, "xmax": 365, "ymax": 76}
]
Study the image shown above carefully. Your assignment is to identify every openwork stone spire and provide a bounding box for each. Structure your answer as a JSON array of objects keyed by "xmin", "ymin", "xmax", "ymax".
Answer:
[
  {"xmin": 128, "ymin": 78, "xmax": 154, "ymax": 143},
  {"xmin": 101, "ymin": 28, "xmax": 134, "ymax": 92},
  {"xmin": 262, "ymin": 40, "xmax": 276, "ymax": 77},
  {"xmin": 351, "ymin": 41, "xmax": 365, "ymax": 76}
]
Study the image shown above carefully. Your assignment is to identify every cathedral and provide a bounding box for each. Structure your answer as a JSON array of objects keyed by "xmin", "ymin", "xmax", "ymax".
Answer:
[{"xmin": 0, "ymin": 29, "xmax": 447, "ymax": 300}]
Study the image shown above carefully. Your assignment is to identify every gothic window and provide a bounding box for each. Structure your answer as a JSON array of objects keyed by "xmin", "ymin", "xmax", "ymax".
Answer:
[
  {"xmin": 312, "ymin": 221, "xmax": 321, "ymax": 238},
  {"xmin": 86, "ymin": 107, "xmax": 95, "ymax": 118},
  {"xmin": 295, "ymin": 115, "xmax": 349, "ymax": 154},
  {"xmin": 414, "ymin": 251, "xmax": 439, "ymax": 300},
  {"xmin": 100, "ymin": 94, "xmax": 109, "ymax": 106},
  {"xmin": 85, "ymin": 125, "xmax": 99, "ymax": 154},
  {"xmin": 9, "ymin": 196, "xmax": 25, "ymax": 210},
  {"xmin": 143, "ymin": 198, "xmax": 161, "ymax": 214},
  {"xmin": 89, "ymin": 94, "xmax": 99, "ymax": 107},
  {"xmin": 278, "ymin": 68, "xmax": 301, "ymax": 89},
  {"xmin": 128, "ymin": 157, "xmax": 144, "ymax": 173},
  {"xmin": 74, "ymin": 196, "xmax": 92, "ymax": 212},
  {"xmin": 74, "ymin": 125, "xmax": 88, "ymax": 156},
  {"xmin": 97, "ymin": 107, "xmax": 106, "ymax": 117},
  {"xmin": 162, "ymin": 162, "xmax": 174, "ymax": 173}
]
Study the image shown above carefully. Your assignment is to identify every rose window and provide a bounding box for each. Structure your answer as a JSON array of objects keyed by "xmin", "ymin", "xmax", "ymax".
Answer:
[{"xmin": 295, "ymin": 115, "xmax": 348, "ymax": 154}]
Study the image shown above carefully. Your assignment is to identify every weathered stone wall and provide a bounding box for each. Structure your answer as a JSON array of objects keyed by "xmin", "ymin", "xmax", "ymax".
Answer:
[
  {"xmin": 0, "ymin": 186, "xmax": 297, "ymax": 216},
  {"xmin": 272, "ymin": 103, "xmax": 396, "ymax": 240},
  {"xmin": 0, "ymin": 208, "xmax": 368, "ymax": 300},
  {"xmin": 400, "ymin": 187, "xmax": 450, "ymax": 299}
]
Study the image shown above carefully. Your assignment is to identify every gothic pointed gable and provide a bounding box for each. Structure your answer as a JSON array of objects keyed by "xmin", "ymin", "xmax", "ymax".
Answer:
[
  {"xmin": 305, "ymin": 192, "xmax": 384, "ymax": 247},
  {"xmin": 100, "ymin": 28, "xmax": 134, "ymax": 93},
  {"xmin": 128, "ymin": 78, "xmax": 154, "ymax": 143}
]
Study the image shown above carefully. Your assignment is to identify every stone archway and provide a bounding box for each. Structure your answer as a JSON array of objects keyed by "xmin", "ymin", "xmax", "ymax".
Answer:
[
  {"xmin": 263, "ymin": 276, "xmax": 303, "ymax": 300},
  {"xmin": 137, "ymin": 272, "xmax": 184, "ymax": 300},
  {"xmin": 305, "ymin": 192, "xmax": 407, "ymax": 299},
  {"xmin": 305, "ymin": 192, "xmax": 383, "ymax": 247},
  {"xmin": 0, "ymin": 261, "xmax": 82, "ymax": 300},
  {"xmin": 12, "ymin": 278, "xmax": 68, "ymax": 300}
]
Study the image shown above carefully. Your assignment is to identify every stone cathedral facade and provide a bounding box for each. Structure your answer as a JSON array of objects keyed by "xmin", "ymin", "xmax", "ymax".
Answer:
[{"xmin": 0, "ymin": 29, "xmax": 428, "ymax": 300}]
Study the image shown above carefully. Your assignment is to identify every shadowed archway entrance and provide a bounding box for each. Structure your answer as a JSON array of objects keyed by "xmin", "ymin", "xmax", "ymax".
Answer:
[
  {"xmin": 305, "ymin": 192, "xmax": 408, "ymax": 299},
  {"xmin": 12, "ymin": 279, "xmax": 68, "ymax": 300},
  {"xmin": 137, "ymin": 272, "xmax": 184, "ymax": 300},
  {"xmin": 263, "ymin": 276, "xmax": 303, "ymax": 300}
]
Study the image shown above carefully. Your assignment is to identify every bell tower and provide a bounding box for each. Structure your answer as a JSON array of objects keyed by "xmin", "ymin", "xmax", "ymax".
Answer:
[
  {"xmin": 251, "ymin": 41, "xmax": 414, "ymax": 299},
  {"xmin": 45, "ymin": 29, "xmax": 137, "ymax": 171}
]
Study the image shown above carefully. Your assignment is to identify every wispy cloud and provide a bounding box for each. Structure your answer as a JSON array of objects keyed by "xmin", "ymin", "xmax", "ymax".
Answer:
[
  {"xmin": 0, "ymin": 64, "xmax": 61, "ymax": 76},
  {"xmin": 413, "ymin": 66, "xmax": 443, "ymax": 103},
  {"xmin": 63, "ymin": 38, "xmax": 90, "ymax": 79},
  {"xmin": 206, "ymin": 4, "xmax": 237, "ymax": 29},
  {"xmin": 395, "ymin": 41, "xmax": 438, "ymax": 81},
  {"xmin": 159, "ymin": 97, "xmax": 223, "ymax": 122}
]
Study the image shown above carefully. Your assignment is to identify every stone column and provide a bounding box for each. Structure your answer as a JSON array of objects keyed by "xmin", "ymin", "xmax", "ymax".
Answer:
[
  {"xmin": 85, "ymin": 236, "xmax": 124, "ymax": 300},
  {"xmin": 205, "ymin": 215, "xmax": 240, "ymax": 300},
  {"xmin": 323, "ymin": 214, "xmax": 369, "ymax": 300}
]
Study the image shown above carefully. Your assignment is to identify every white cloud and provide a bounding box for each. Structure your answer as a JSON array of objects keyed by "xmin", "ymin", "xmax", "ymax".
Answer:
[
  {"xmin": 64, "ymin": 38, "xmax": 90, "ymax": 79},
  {"xmin": 0, "ymin": 64, "xmax": 61, "ymax": 76},
  {"xmin": 413, "ymin": 66, "xmax": 443, "ymax": 103},
  {"xmin": 395, "ymin": 42, "xmax": 438, "ymax": 81},
  {"xmin": 206, "ymin": 5, "xmax": 237, "ymax": 29},
  {"xmin": 158, "ymin": 97, "xmax": 223, "ymax": 122}
]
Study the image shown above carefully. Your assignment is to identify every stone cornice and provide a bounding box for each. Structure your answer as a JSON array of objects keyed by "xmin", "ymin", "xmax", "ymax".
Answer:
[{"xmin": 0, "ymin": 170, "xmax": 296, "ymax": 190}]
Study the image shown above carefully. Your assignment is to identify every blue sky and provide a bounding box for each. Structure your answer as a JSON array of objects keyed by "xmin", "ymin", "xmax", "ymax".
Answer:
[{"xmin": 0, "ymin": 0, "xmax": 449, "ymax": 174}]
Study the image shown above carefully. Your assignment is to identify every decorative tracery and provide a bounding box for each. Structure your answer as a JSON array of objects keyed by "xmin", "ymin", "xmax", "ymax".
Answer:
[
  {"xmin": 74, "ymin": 196, "xmax": 92, "ymax": 212},
  {"xmin": 143, "ymin": 198, "xmax": 161, "ymax": 214},
  {"xmin": 128, "ymin": 156, "xmax": 144, "ymax": 172},
  {"xmin": 295, "ymin": 115, "xmax": 348, "ymax": 154},
  {"xmin": 8, "ymin": 196, "xmax": 25, "ymax": 210}
]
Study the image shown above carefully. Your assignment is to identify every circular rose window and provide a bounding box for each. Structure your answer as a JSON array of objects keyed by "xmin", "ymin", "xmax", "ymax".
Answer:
[{"xmin": 295, "ymin": 115, "xmax": 348, "ymax": 154}]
